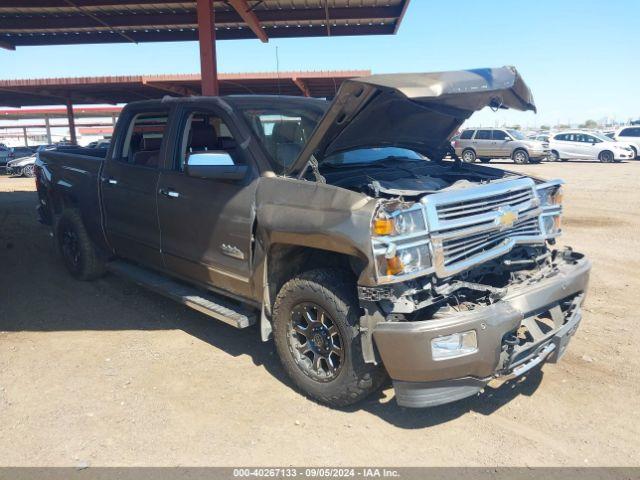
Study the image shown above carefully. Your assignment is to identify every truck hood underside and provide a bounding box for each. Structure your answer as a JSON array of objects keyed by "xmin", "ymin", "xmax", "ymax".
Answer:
[{"xmin": 289, "ymin": 66, "xmax": 536, "ymax": 176}]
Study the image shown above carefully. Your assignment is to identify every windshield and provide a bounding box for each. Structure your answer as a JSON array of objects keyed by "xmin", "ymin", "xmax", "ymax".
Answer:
[
  {"xmin": 324, "ymin": 147, "xmax": 425, "ymax": 166},
  {"xmin": 230, "ymin": 97, "xmax": 328, "ymax": 174},
  {"xmin": 592, "ymin": 133, "xmax": 614, "ymax": 142},
  {"xmin": 507, "ymin": 129, "xmax": 527, "ymax": 140}
]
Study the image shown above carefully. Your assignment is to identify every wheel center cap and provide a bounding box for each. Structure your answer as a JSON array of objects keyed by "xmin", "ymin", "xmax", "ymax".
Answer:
[{"xmin": 312, "ymin": 333, "xmax": 325, "ymax": 350}]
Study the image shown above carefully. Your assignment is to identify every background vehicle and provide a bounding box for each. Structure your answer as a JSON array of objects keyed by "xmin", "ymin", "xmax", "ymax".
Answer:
[
  {"xmin": 454, "ymin": 128, "xmax": 549, "ymax": 164},
  {"xmin": 35, "ymin": 68, "xmax": 590, "ymax": 409},
  {"xmin": 0, "ymin": 145, "xmax": 9, "ymax": 167},
  {"xmin": 86, "ymin": 139, "xmax": 111, "ymax": 149},
  {"xmin": 6, "ymin": 153, "xmax": 37, "ymax": 177},
  {"xmin": 612, "ymin": 126, "xmax": 640, "ymax": 159},
  {"xmin": 8, "ymin": 146, "xmax": 36, "ymax": 160},
  {"xmin": 549, "ymin": 131, "xmax": 634, "ymax": 162}
]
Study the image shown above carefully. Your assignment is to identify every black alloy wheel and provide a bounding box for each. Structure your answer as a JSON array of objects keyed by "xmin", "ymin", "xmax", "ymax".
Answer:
[{"xmin": 287, "ymin": 302, "xmax": 344, "ymax": 382}]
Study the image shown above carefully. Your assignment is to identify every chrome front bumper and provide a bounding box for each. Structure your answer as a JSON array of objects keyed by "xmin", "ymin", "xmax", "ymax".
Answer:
[{"xmin": 372, "ymin": 251, "xmax": 590, "ymax": 408}]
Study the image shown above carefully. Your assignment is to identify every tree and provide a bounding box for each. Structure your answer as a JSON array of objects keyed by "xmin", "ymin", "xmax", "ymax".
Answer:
[
  {"xmin": 540, "ymin": 125, "xmax": 550, "ymax": 131},
  {"xmin": 579, "ymin": 119, "xmax": 598, "ymax": 129}
]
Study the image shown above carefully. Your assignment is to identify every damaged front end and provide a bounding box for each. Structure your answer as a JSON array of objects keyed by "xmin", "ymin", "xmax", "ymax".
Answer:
[{"xmin": 358, "ymin": 178, "xmax": 590, "ymax": 408}]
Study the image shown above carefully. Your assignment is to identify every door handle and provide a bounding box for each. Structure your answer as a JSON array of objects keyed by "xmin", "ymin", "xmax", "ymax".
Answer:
[
  {"xmin": 102, "ymin": 177, "xmax": 118, "ymax": 185},
  {"xmin": 159, "ymin": 188, "xmax": 180, "ymax": 198}
]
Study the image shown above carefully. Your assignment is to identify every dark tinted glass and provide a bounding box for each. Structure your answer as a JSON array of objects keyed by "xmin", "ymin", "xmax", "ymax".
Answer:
[
  {"xmin": 460, "ymin": 130, "xmax": 474, "ymax": 139},
  {"xmin": 476, "ymin": 130, "xmax": 491, "ymax": 140},
  {"xmin": 492, "ymin": 130, "xmax": 509, "ymax": 140}
]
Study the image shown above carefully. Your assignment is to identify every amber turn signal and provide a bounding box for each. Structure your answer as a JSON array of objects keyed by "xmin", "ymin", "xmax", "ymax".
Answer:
[
  {"xmin": 373, "ymin": 217, "xmax": 394, "ymax": 236},
  {"xmin": 386, "ymin": 256, "xmax": 404, "ymax": 276}
]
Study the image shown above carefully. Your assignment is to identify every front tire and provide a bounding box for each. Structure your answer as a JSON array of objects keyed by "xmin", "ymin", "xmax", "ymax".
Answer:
[
  {"xmin": 21, "ymin": 164, "xmax": 35, "ymax": 177},
  {"xmin": 512, "ymin": 149, "xmax": 530, "ymax": 164},
  {"xmin": 55, "ymin": 209, "xmax": 106, "ymax": 280},
  {"xmin": 549, "ymin": 150, "xmax": 561, "ymax": 162},
  {"xmin": 273, "ymin": 269, "xmax": 387, "ymax": 407},
  {"xmin": 599, "ymin": 150, "xmax": 614, "ymax": 163}
]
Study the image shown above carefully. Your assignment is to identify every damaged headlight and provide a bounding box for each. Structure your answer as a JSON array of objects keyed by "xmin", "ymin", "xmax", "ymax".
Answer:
[
  {"xmin": 377, "ymin": 242, "xmax": 432, "ymax": 277},
  {"xmin": 536, "ymin": 182, "xmax": 563, "ymax": 207},
  {"xmin": 536, "ymin": 181, "xmax": 563, "ymax": 238},
  {"xmin": 372, "ymin": 204, "xmax": 426, "ymax": 236},
  {"xmin": 372, "ymin": 203, "xmax": 432, "ymax": 283}
]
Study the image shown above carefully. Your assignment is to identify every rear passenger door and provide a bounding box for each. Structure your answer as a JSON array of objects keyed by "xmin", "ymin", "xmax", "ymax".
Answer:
[
  {"xmin": 101, "ymin": 107, "xmax": 170, "ymax": 268},
  {"xmin": 473, "ymin": 129, "xmax": 493, "ymax": 158},
  {"xmin": 156, "ymin": 103, "xmax": 258, "ymax": 299}
]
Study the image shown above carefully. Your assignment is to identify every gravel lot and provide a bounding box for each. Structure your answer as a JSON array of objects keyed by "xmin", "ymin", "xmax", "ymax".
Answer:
[{"xmin": 1, "ymin": 160, "xmax": 639, "ymax": 467}]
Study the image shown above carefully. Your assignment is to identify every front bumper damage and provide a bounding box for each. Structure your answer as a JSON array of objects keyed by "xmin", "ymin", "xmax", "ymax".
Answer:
[{"xmin": 371, "ymin": 251, "xmax": 590, "ymax": 408}]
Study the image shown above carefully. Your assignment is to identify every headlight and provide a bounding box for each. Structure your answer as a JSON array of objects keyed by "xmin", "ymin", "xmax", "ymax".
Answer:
[
  {"xmin": 536, "ymin": 183, "xmax": 563, "ymax": 207},
  {"xmin": 376, "ymin": 242, "xmax": 432, "ymax": 278},
  {"xmin": 536, "ymin": 181, "xmax": 563, "ymax": 238},
  {"xmin": 372, "ymin": 203, "xmax": 431, "ymax": 282},
  {"xmin": 372, "ymin": 205, "xmax": 426, "ymax": 236},
  {"xmin": 541, "ymin": 214, "xmax": 562, "ymax": 236}
]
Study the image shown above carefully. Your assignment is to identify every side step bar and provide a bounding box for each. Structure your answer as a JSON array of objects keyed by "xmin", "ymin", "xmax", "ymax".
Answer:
[{"xmin": 107, "ymin": 260, "xmax": 257, "ymax": 329}]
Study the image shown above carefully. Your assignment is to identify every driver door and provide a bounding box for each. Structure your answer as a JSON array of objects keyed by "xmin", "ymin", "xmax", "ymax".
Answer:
[{"xmin": 156, "ymin": 104, "xmax": 258, "ymax": 299}]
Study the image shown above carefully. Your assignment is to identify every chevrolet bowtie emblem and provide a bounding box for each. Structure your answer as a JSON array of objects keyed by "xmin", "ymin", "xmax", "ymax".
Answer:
[{"xmin": 498, "ymin": 210, "xmax": 518, "ymax": 227}]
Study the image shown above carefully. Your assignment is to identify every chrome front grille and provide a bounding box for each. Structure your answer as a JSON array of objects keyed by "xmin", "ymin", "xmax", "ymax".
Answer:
[
  {"xmin": 442, "ymin": 216, "xmax": 541, "ymax": 267},
  {"xmin": 436, "ymin": 188, "xmax": 534, "ymax": 221},
  {"xmin": 422, "ymin": 177, "xmax": 545, "ymax": 277}
]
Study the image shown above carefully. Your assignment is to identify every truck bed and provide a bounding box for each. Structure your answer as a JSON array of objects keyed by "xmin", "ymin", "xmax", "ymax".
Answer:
[{"xmin": 37, "ymin": 147, "xmax": 108, "ymax": 245}]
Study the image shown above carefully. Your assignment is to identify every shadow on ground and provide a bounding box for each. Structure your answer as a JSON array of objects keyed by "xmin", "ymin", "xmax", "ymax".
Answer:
[{"xmin": 0, "ymin": 188, "xmax": 543, "ymax": 429}]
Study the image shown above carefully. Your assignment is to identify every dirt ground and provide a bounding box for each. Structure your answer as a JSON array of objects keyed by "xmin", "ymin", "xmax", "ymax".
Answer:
[{"xmin": 1, "ymin": 160, "xmax": 639, "ymax": 467}]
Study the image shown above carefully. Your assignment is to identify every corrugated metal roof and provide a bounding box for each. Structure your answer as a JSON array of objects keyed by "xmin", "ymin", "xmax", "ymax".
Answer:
[
  {"xmin": 0, "ymin": 0, "xmax": 410, "ymax": 48},
  {"xmin": 0, "ymin": 70, "xmax": 371, "ymax": 107}
]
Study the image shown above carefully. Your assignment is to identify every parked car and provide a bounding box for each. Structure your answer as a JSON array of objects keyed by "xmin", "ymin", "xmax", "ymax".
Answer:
[
  {"xmin": 549, "ymin": 131, "xmax": 635, "ymax": 162},
  {"xmin": 86, "ymin": 139, "xmax": 111, "ymax": 149},
  {"xmin": 612, "ymin": 126, "xmax": 640, "ymax": 159},
  {"xmin": 0, "ymin": 145, "xmax": 9, "ymax": 167},
  {"xmin": 6, "ymin": 153, "xmax": 37, "ymax": 177},
  {"xmin": 8, "ymin": 146, "xmax": 36, "ymax": 160},
  {"xmin": 453, "ymin": 128, "xmax": 549, "ymax": 164},
  {"xmin": 35, "ymin": 67, "xmax": 590, "ymax": 409}
]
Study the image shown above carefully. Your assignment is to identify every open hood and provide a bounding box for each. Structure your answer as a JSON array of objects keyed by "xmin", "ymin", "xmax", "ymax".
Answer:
[{"xmin": 290, "ymin": 66, "xmax": 536, "ymax": 176}]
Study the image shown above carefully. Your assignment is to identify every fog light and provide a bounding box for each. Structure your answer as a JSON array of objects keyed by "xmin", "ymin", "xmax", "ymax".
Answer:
[{"xmin": 431, "ymin": 330, "xmax": 478, "ymax": 360}]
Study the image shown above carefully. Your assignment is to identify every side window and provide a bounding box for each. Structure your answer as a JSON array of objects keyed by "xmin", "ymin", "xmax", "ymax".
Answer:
[
  {"xmin": 492, "ymin": 130, "xmax": 509, "ymax": 140},
  {"xmin": 554, "ymin": 134, "xmax": 565, "ymax": 141},
  {"xmin": 584, "ymin": 135, "xmax": 598, "ymax": 143},
  {"xmin": 177, "ymin": 112, "xmax": 240, "ymax": 171},
  {"xmin": 619, "ymin": 128, "xmax": 632, "ymax": 137},
  {"xmin": 475, "ymin": 130, "xmax": 491, "ymax": 140},
  {"xmin": 459, "ymin": 130, "xmax": 474, "ymax": 140},
  {"xmin": 119, "ymin": 111, "xmax": 168, "ymax": 167}
]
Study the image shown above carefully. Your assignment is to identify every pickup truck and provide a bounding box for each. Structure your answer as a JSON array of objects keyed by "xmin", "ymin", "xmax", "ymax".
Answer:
[{"xmin": 35, "ymin": 67, "xmax": 591, "ymax": 409}]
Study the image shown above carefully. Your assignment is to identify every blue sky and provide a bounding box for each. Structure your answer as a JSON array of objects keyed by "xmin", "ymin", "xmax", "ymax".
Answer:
[{"xmin": 2, "ymin": 0, "xmax": 639, "ymax": 126}]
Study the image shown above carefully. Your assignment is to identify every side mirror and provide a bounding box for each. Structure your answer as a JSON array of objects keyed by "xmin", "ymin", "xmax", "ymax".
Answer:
[{"xmin": 185, "ymin": 151, "xmax": 247, "ymax": 181}]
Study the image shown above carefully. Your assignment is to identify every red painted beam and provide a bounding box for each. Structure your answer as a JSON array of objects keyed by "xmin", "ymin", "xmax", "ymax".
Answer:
[
  {"xmin": 196, "ymin": 0, "xmax": 218, "ymax": 96},
  {"xmin": 226, "ymin": 0, "xmax": 268, "ymax": 43}
]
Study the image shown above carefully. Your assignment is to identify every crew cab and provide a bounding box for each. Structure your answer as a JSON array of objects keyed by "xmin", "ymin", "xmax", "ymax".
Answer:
[{"xmin": 35, "ymin": 67, "xmax": 591, "ymax": 408}]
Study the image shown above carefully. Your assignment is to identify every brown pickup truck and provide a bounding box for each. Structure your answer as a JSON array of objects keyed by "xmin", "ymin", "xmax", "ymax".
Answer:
[{"xmin": 35, "ymin": 66, "xmax": 590, "ymax": 408}]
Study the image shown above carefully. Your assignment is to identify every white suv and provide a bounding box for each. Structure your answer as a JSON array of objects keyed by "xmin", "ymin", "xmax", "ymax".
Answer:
[
  {"xmin": 612, "ymin": 126, "xmax": 640, "ymax": 159},
  {"xmin": 549, "ymin": 131, "xmax": 635, "ymax": 163}
]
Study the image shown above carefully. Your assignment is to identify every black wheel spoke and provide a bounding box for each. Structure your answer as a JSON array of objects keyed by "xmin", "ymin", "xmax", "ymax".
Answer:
[{"xmin": 288, "ymin": 302, "xmax": 344, "ymax": 382}]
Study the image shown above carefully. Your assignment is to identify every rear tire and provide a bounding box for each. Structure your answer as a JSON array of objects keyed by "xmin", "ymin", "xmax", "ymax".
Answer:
[
  {"xmin": 599, "ymin": 150, "xmax": 614, "ymax": 163},
  {"xmin": 273, "ymin": 268, "xmax": 387, "ymax": 407},
  {"xmin": 55, "ymin": 209, "xmax": 106, "ymax": 280},
  {"xmin": 512, "ymin": 149, "xmax": 530, "ymax": 164},
  {"xmin": 461, "ymin": 149, "xmax": 476, "ymax": 163}
]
